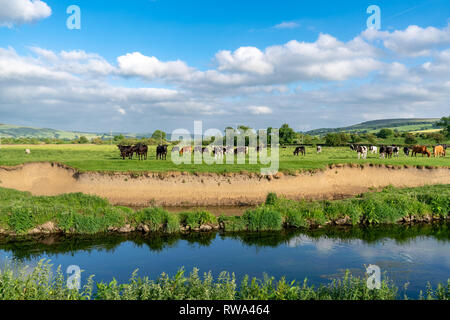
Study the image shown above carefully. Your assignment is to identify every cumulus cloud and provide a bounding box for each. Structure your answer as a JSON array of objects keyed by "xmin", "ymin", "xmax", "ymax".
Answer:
[
  {"xmin": 0, "ymin": 23, "xmax": 449, "ymax": 132},
  {"xmin": 362, "ymin": 24, "xmax": 450, "ymax": 56},
  {"xmin": 0, "ymin": 0, "xmax": 51, "ymax": 27},
  {"xmin": 120, "ymin": 33, "xmax": 381, "ymax": 90},
  {"xmin": 216, "ymin": 47, "xmax": 274, "ymax": 75},
  {"xmin": 117, "ymin": 52, "xmax": 192, "ymax": 80}
]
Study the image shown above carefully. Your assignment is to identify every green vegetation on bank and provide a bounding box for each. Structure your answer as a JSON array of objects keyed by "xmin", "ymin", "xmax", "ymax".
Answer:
[
  {"xmin": 0, "ymin": 260, "xmax": 448, "ymax": 300},
  {"xmin": 0, "ymin": 185, "xmax": 448, "ymax": 235}
]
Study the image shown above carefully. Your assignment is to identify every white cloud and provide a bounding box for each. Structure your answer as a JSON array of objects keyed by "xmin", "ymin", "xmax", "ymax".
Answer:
[
  {"xmin": 362, "ymin": 24, "xmax": 450, "ymax": 56},
  {"xmin": 273, "ymin": 21, "xmax": 299, "ymax": 29},
  {"xmin": 216, "ymin": 47, "xmax": 274, "ymax": 75},
  {"xmin": 247, "ymin": 106, "xmax": 273, "ymax": 115},
  {"xmin": 0, "ymin": 0, "xmax": 51, "ymax": 27},
  {"xmin": 117, "ymin": 52, "xmax": 192, "ymax": 80},
  {"xmin": 0, "ymin": 23, "xmax": 449, "ymax": 131}
]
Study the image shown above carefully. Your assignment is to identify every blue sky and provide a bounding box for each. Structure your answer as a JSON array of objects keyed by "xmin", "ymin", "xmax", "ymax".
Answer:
[{"xmin": 0, "ymin": 0, "xmax": 449, "ymax": 133}]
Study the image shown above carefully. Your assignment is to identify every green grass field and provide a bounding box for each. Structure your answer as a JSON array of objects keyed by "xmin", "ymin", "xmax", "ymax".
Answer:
[{"xmin": 0, "ymin": 144, "xmax": 448, "ymax": 173}]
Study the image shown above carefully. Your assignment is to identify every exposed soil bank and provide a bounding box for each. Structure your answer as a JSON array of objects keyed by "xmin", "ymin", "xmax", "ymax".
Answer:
[{"xmin": 0, "ymin": 162, "xmax": 449, "ymax": 207}]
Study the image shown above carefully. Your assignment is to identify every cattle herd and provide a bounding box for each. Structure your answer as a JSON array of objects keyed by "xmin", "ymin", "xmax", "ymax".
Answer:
[
  {"xmin": 348, "ymin": 144, "xmax": 447, "ymax": 159},
  {"xmin": 117, "ymin": 144, "xmax": 258, "ymax": 161},
  {"xmin": 117, "ymin": 143, "xmax": 148, "ymax": 160},
  {"xmin": 117, "ymin": 143, "xmax": 447, "ymax": 160}
]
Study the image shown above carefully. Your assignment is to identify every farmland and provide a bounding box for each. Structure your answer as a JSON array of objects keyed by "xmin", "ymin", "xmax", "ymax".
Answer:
[{"xmin": 0, "ymin": 144, "xmax": 448, "ymax": 174}]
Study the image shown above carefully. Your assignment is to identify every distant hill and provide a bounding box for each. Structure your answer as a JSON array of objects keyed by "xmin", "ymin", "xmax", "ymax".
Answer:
[
  {"xmin": 0, "ymin": 124, "xmax": 109, "ymax": 140},
  {"xmin": 0, "ymin": 124, "xmax": 166, "ymax": 140},
  {"xmin": 306, "ymin": 118, "xmax": 440, "ymax": 136}
]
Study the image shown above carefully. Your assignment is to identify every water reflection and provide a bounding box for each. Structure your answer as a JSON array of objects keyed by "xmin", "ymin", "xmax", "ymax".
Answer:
[{"xmin": 0, "ymin": 223, "xmax": 448, "ymax": 298}]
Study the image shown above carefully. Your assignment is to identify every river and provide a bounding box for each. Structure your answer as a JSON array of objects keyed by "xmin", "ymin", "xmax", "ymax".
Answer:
[{"xmin": 0, "ymin": 223, "xmax": 449, "ymax": 298}]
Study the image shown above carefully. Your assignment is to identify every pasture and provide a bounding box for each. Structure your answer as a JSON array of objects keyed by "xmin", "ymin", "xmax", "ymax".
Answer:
[{"xmin": 0, "ymin": 144, "xmax": 448, "ymax": 174}]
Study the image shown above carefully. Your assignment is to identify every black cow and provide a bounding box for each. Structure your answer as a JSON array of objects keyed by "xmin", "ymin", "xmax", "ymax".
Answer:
[
  {"xmin": 134, "ymin": 143, "xmax": 148, "ymax": 160},
  {"xmin": 117, "ymin": 145, "xmax": 134, "ymax": 160},
  {"xmin": 157, "ymin": 145, "xmax": 168, "ymax": 160},
  {"xmin": 234, "ymin": 146, "xmax": 248, "ymax": 155},
  {"xmin": 294, "ymin": 146, "xmax": 306, "ymax": 156},
  {"xmin": 379, "ymin": 146, "xmax": 393, "ymax": 159},
  {"xmin": 403, "ymin": 147, "xmax": 410, "ymax": 157},
  {"xmin": 386, "ymin": 146, "xmax": 394, "ymax": 158}
]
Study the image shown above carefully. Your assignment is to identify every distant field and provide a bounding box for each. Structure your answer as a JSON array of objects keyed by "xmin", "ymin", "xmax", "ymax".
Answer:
[
  {"xmin": 307, "ymin": 118, "xmax": 440, "ymax": 135},
  {"xmin": 0, "ymin": 144, "xmax": 448, "ymax": 173}
]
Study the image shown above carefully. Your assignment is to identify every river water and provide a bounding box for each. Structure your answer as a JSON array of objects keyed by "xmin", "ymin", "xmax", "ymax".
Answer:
[{"xmin": 0, "ymin": 223, "xmax": 449, "ymax": 298}]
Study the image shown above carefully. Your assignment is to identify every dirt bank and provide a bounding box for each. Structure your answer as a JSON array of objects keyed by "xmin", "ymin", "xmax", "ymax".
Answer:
[{"xmin": 0, "ymin": 162, "xmax": 449, "ymax": 207}]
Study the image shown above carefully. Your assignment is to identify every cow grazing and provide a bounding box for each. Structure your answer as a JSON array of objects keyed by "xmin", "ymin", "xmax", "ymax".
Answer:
[
  {"xmin": 117, "ymin": 145, "xmax": 134, "ymax": 160},
  {"xmin": 294, "ymin": 146, "xmax": 306, "ymax": 156},
  {"xmin": 403, "ymin": 147, "xmax": 410, "ymax": 157},
  {"xmin": 193, "ymin": 146, "xmax": 203, "ymax": 154},
  {"xmin": 223, "ymin": 146, "xmax": 234, "ymax": 155},
  {"xmin": 171, "ymin": 146, "xmax": 180, "ymax": 155},
  {"xmin": 213, "ymin": 146, "xmax": 224, "ymax": 160},
  {"xmin": 412, "ymin": 145, "xmax": 431, "ymax": 158},
  {"xmin": 393, "ymin": 146, "xmax": 400, "ymax": 157},
  {"xmin": 156, "ymin": 145, "xmax": 168, "ymax": 160},
  {"xmin": 25, "ymin": 149, "xmax": 31, "ymax": 155},
  {"xmin": 433, "ymin": 145, "xmax": 446, "ymax": 158},
  {"xmin": 234, "ymin": 146, "xmax": 248, "ymax": 155},
  {"xmin": 356, "ymin": 146, "xmax": 368, "ymax": 159},
  {"xmin": 179, "ymin": 146, "xmax": 192, "ymax": 156},
  {"xmin": 382, "ymin": 146, "xmax": 394, "ymax": 158},
  {"xmin": 317, "ymin": 146, "xmax": 322, "ymax": 154},
  {"xmin": 369, "ymin": 146, "xmax": 378, "ymax": 154},
  {"xmin": 379, "ymin": 146, "xmax": 386, "ymax": 158}
]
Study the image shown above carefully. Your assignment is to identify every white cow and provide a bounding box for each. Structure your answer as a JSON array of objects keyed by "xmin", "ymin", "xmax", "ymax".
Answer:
[
  {"xmin": 213, "ymin": 147, "xmax": 223, "ymax": 160},
  {"xmin": 25, "ymin": 149, "xmax": 31, "ymax": 154},
  {"xmin": 369, "ymin": 146, "xmax": 378, "ymax": 154},
  {"xmin": 317, "ymin": 146, "xmax": 322, "ymax": 154}
]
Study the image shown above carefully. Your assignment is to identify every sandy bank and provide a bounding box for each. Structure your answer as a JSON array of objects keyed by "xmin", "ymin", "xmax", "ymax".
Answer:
[{"xmin": 0, "ymin": 162, "xmax": 449, "ymax": 206}]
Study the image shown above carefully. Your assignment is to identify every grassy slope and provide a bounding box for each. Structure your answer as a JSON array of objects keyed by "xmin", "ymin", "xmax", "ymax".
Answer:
[
  {"xmin": 0, "ymin": 145, "xmax": 449, "ymax": 173},
  {"xmin": 0, "ymin": 124, "xmax": 103, "ymax": 140},
  {"xmin": 0, "ymin": 185, "xmax": 448, "ymax": 235}
]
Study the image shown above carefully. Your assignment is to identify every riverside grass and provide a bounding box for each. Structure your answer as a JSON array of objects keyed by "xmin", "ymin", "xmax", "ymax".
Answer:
[
  {"xmin": 0, "ymin": 184, "xmax": 449, "ymax": 235},
  {"xmin": 0, "ymin": 260, "xmax": 448, "ymax": 300},
  {"xmin": 0, "ymin": 144, "xmax": 449, "ymax": 174}
]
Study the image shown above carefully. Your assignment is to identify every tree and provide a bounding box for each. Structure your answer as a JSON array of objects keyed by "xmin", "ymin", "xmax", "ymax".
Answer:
[
  {"xmin": 350, "ymin": 133, "xmax": 362, "ymax": 143},
  {"xmin": 376, "ymin": 128, "xmax": 394, "ymax": 139},
  {"xmin": 426, "ymin": 132, "xmax": 445, "ymax": 144},
  {"xmin": 78, "ymin": 136, "xmax": 89, "ymax": 144},
  {"xmin": 404, "ymin": 133, "xmax": 417, "ymax": 145},
  {"xmin": 279, "ymin": 124, "xmax": 296, "ymax": 145},
  {"xmin": 151, "ymin": 130, "xmax": 166, "ymax": 141},
  {"xmin": 113, "ymin": 134, "xmax": 124, "ymax": 141},
  {"xmin": 367, "ymin": 133, "xmax": 377, "ymax": 144},
  {"xmin": 325, "ymin": 133, "xmax": 348, "ymax": 146},
  {"xmin": 436, "ymin": 116, "xmax": 450, "ymax": 138}
]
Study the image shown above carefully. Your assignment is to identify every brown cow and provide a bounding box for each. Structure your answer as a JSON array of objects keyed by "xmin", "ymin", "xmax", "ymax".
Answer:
[
  {"xmin": 412, "ymin": 145, "xmax": 431, "ymax": 158},
  {"xmin": 433, "ymin": 145, "xmax": 446, "ymax": 158},
  {"xmin": 179, "ymin": 146, "xmax": 192, "ymax": 156}
]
